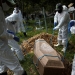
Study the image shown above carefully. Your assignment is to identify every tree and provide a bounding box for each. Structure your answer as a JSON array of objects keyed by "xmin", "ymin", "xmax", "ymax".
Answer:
[{"xmin": 14, "ymin": 0, "xmax": 73, "ymax": 14}]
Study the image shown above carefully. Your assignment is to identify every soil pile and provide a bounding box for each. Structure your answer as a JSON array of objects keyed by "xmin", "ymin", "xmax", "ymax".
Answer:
[{"xmin": 21, "ymin": 32, "xmax": 57, "ymax": 55}]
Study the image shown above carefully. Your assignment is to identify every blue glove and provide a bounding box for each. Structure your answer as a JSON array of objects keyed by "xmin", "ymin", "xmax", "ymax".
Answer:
[
  {"xmin": 53, "ymin": 26, "xmax": 59, "ymax": 30},
  {"xmin": 13, "ymin": 36, "xmax": 20, "ymax": 42},
  {"xmin": 54, "ymin": 22, "xmax": 57, "ymax": 27},
  {"xmin": 53, "ymin": 28, "xmax": 56, "ymax": 30},
  {"xmin": 68, "ymin": 21, "xmax": 75, "ymax": 33},
  {"xmin": 7, "ymin": 30, "xmax": 15, "ymax": 36}
]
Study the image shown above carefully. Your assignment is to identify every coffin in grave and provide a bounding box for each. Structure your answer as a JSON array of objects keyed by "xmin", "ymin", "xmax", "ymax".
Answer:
[{"xmin": 33, "ymin": 39, "xmax": 65, "ymax": 75}]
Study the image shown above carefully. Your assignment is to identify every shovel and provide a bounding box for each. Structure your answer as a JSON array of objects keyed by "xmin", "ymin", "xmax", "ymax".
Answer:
[
  {"xmin": 62, "ymin": 31, "xmax": 72, "ymax": 62},
  {"xmin": 50, "ymin": 29, "xmax": 54, "ymax": 45}
]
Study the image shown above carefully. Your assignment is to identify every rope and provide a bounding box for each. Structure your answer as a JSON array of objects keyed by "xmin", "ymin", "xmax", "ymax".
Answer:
[
  {"xmin": 50, "ymin": 30, "xmax": 54, "ymax": 45},
  {"xmin": 62, "ymin": 32, "xmax": 72, "ymax": 61},
  {"xmin": 35, "ymin": 54, "xmax": 61, "ymax": 67}
]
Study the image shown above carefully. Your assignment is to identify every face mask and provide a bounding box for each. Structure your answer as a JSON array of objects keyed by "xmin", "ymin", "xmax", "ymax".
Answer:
[
  {"xmin": 2, "ymin": 2, "xmax": 10, "ymax": 11},
  {"xmin": 15, "ymin": 8, "xmax": 19, "ymax": 13},
  {"xmin": 58, "ymin": 9, "xmax": 62, "ymax": 13}
]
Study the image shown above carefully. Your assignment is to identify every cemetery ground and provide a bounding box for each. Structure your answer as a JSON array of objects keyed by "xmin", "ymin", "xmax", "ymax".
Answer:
[{"xmin": 8, "ymin": 19, "xmax": 75, "ymax": 75}]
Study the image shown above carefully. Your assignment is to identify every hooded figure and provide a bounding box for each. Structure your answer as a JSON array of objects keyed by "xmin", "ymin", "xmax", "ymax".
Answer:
[
  {"xmin": 5, "ymin": 15, "xmax": 25, "ymax": 61},
  {"xmin": 5, "ymin": 12, "xmax": 18, "ymax": 33},
  {"xmin": 5, "ymin": 12, "xmax": 25, "ymax": 61},
  {"xmin": 13, "ymin": 5, "xmax": 27, "ymax": 36},
  {"xmin": 68, "ymin": 3, "xmax": 75, "ymax": 35},
  {"xmin": 53, "ymin": 3, "xmax": 70, "ymax": 52},
  {"xmin": 0, "ymin": 0, "xmax": 27, "ymax": 75}
]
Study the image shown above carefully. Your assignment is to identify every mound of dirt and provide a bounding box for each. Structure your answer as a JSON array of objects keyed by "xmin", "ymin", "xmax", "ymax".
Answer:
[{"xmin": 21, "ymin": 32, "xmax": 57, "ymax": 55}]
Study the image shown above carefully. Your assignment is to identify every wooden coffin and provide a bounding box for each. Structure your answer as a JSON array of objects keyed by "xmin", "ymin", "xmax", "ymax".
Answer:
[{"xmin": 33, "ymin": 39, "xmax": 65, "ymax": 75}]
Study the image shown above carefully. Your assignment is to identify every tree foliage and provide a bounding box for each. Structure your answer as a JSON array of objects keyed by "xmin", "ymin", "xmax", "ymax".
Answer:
[{"xmin": 14, "ymin": 0, "xmax": 74, "ymax": 13}]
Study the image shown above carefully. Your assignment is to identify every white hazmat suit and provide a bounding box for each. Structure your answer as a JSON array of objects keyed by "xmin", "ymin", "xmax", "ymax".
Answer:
[
  {"xmin": 13, "ymin": 8, "xmax": 26, "ymax": 33},
  {"xmin": 54, "ymin": 5, "xmax": 70, "ymax": 52},
  {"xmin": 0, "ymin": 6, "xmax": 24, "ymax": 75},
  {"xmin": 5, "ymin": 13, "xmax": 24, "ymax": 61},
  {"xmin": 5, "ymin": 13, "xmax": 18, "ymax": 33},
  {"xmin": 69, "ymin": 20, "xmax": 75, "ymax": 34}
]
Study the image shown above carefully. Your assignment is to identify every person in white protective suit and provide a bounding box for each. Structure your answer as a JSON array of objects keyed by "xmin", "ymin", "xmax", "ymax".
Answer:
[
  {"xmin": 68, "ymin": 2, "xmax": 75, "ymax": 21},
  {"xmin": 53, "ymin": 3, "xmax": 70, "ymax": 52},
  {"xmin": 5, "ymin": 12, "xmax": 24, "ymax": 61},
  {"xmin": 68, "ymin": 2, "xmax": 75, "ymax": 75},
  {"xmin": 68, "ymin": 20, "xmax": 75, "ymax": 34},
  {"xmin": 68, "ymin": 3, "xmax": 75, "ymax": 34},
  {"xmin": 5, "ymin": 12, "xmax": 19, "ymax": 33},
  {"xmin": 13, "ymin": 4, "xmax": 27, "ymax": 36},
  {"xmin": 0, "ymin": 0, "xmax": 27, "ymax": 75}
]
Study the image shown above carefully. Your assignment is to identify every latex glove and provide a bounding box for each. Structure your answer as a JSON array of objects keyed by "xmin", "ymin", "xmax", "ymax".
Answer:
[
  {"xmin": 68, "ymin": 21, "xmax": 74, "ymax": 33},
  {"xmin": 13, "ymin": 36, "xmax": 20, "ymax": 42},
  {"xmin": 54, "ymin": 22, "xmax": 57, "ymax": 27},
  {"xmin": 7, "ymin": 30, "xmax": 15, "ymax": 36},
  {"xmin": 53, "ymin": 26, "xmax": 59, "ymax": 30}
]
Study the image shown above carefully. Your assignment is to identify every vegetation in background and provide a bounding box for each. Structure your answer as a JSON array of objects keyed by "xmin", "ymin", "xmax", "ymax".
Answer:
[{"xmin": 14, "ymin": 0, "xmax": 73, "ymax": 14}]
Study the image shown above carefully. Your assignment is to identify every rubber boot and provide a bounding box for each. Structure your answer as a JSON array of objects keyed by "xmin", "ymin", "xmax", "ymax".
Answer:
[
  {"xmin": 61, "ymin": 45, "xmax": 66, "ymax": 52},
  {"xmin": 23, "ymin": 32, "xmax": 27, "ymax": 37},
  {"xmin": 22, "ymin": 71, "xmax": 27, "ymax": 75},
  {"xmin": 61, "ymin": 46, "xmax": 66, "ymax": 52},
  {"xmin": 61, "ymin": 40, "xmax": 67, "ymax": 52},
  {"xmin": 54, "ymin": 43, "xmax": 60, "ymax": 46},
  {"xmin": 54, "ymin": 40, "xmax": 62, "ymax": 46}
]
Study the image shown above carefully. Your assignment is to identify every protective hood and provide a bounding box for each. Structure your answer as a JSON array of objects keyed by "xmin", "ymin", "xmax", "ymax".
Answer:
[
  {"xmin": 55, "ymin": 3, "xmax": 62, "ymax": 11},
  {"xmin": 63, "ymin": 5, "xmax": 68, "ymax": 11},
  {"xmin": 55, "ymin": 3, "xmax": 63, "ymax": 13}
]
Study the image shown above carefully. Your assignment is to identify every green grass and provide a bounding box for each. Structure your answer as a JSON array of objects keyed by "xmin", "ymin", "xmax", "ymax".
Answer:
[
  {"xmin": 21, "ymin": 53, "xmax": 39, "ymax": 75},
  {"xmin": 17, "ymin": 20, "xmax": 75, "ymax": 75}
]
